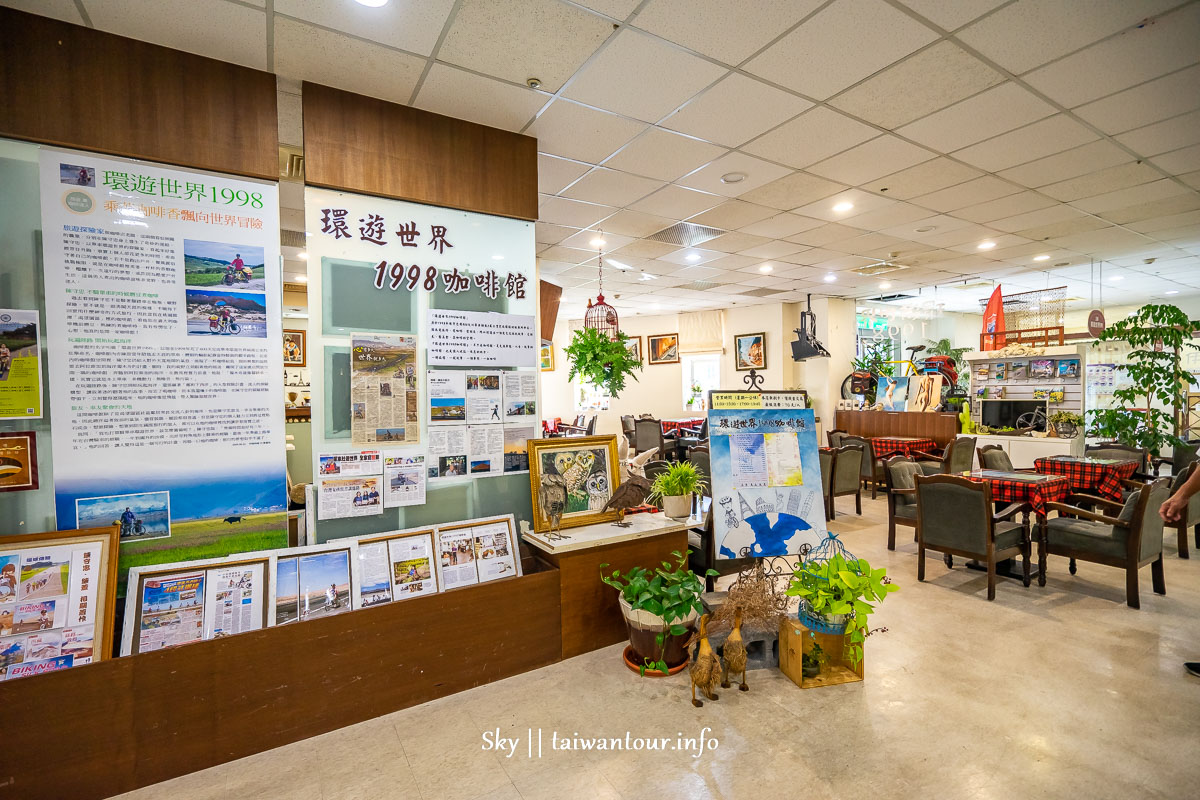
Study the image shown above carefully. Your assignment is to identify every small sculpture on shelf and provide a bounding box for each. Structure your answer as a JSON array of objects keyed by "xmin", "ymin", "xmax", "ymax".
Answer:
[
  {"xmin": 688, "ymin": 614, "xmax": 721, "ymax": 708},
  {"xmin": 719, "ymin": 607, "xmax": 749, "ymax": 693},
  {"xmin": 603, "ymin": 470, "xmax": 652, "ymax": 527},
  {"xmin": 537, "ymin": 473, "xmax": 568, "ymax": 540}
]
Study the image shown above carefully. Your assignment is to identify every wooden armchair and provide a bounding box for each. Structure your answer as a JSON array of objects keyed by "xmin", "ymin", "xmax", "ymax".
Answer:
[
  {"xmin": 976, "ymin": 444, "xmax": 1034, "ymax": 473},
  {"xmin": 1041, "ymin": 478, "xmax": 1171, "ymax": 608},
  {"xmin": 1085, "ymin": 442, "xmax": 1151, "ymax": 478},
  {"xmin": 677, "ymin": 418, "xmax": 709, "ymax": 453},
  {"xmin": 635, "ymin": 418, "xmax": 676, "ymax": 460},
  {"xmin": 883, "ymin": 455, "xmax": 921, "ymax": 551},
  {"xmin": 915, "ymin": 474, "xmax": 1032, "ymax": 600},
  {"xmin": 823, "ymin": 444, "xmax": 865, "ymax": 520},
  {"xmin": 557, "ymin": 414, "xmax": 589, "ymax": 435},
  {"xmin": 842, "ymin": 434, "xmax": 884, "ymax": 499},
  {"xmin": 826, "ymin": 429, "xmax": 848, "ymax": 448},
  {"xmin": 916, "ymin": 436, "xmax": 976, "ymax": 475}
]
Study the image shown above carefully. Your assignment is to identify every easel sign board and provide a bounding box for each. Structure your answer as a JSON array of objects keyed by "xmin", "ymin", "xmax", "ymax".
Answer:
[{"xmin": 706, "ymin": 390, "xmax": 824, "ymax": 560}]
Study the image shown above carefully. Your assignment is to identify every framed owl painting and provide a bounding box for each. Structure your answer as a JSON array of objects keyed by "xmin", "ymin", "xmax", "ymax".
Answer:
[{"xmin": 527, "ymin": 435, "xmax": 621, "ymax": 533}]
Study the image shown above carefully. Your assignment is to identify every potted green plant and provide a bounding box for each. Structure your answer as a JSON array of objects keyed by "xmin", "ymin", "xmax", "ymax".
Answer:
[
  {"xmin": 1088, "ymin": 303, "xmax": 1200, "ymax": 458},
  {"xmin": 801, "ymin": 642, "xmax": 827, "ymax": 678},
  {"xmin": 564, "ymin": 327, "xmax": 643, "ymax": 399},
  {"xmin": 601, "ymin": 550, "xmax": 716, "ymax": 676},
  {"xmin": 1048, "ymin": 410, "xmax": 1084, "ymax": 439},
  {"xmin": 785, "ymin": 553, "xmax": 897, "ymax": 667},
  {"xmin": 647, "ymin": 461, "xmax": 707, "ymax": 519}
]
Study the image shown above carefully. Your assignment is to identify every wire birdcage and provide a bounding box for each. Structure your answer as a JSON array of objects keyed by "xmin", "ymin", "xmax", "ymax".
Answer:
[
  {"xmin": 805, "ymin": 531, "xmax": 858, "ymax": 565},
  {"xmin": 583, "ymin": 235, "xmax": 620, "ymax": 339}
]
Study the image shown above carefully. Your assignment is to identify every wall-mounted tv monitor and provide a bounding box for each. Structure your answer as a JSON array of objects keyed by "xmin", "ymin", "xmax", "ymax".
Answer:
[{"xmin": 980, "ymin": 399, "xmax": 1048, "ymax": 431}]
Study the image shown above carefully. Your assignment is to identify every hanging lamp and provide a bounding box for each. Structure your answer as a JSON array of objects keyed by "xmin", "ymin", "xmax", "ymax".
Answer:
[{"xmin": 583, "ymin": 232, "xmax": 620, "ymax": 339}]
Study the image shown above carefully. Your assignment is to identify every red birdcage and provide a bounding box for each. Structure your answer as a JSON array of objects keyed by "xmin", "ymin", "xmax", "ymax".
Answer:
[{"xmin": 583, "ymin": 238, "xmax": 620, "ymax": 339}]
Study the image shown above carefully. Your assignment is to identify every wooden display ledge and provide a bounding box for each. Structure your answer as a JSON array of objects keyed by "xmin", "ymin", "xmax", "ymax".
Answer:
[
  {"xmin": 834, "ymin": 409, "xmax": 959, "ymax": 447},
  {"xmin": 0, "ymin": 551, "xmax": 560, "ymax": 800},
  {"xmin": 526, "ymin": 512, "xmax": 697, "ymax": 659}
]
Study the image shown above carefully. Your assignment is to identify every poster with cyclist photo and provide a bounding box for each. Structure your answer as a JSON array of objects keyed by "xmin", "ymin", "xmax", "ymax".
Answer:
[
  {"xmin": 183, "ymin": 240, "xmax": 266, "ymax": 291},
  {"xmin": 876, "ymin": 376, "xmax": 911, "ymax": 411},
  {"xmin": 184, "ymin": 289, "xmax": 269, "ymax": 338},
  {"xmin": 76, "ymin": 490, "xmax": 171, "ymax": 542}
]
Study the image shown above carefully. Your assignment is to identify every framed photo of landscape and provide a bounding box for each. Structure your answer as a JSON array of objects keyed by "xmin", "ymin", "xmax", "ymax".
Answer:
[
  {"xmin": 647, "ymin": 333, "xmax": 679, "ymax": 365},
  {"xmin": 623, "ymin": 335, "xmax": 643, "ymax": 363},
  {"xmin": 527, "ymin": 435, "xmax": 620, "ymax": 532},
  {"xmin": 0, "ymin": 526, "xmax": 120, "ymax": 679}
]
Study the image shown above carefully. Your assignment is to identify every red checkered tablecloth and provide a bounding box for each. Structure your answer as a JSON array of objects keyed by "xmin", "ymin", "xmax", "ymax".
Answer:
[
  {"xmin": 1033, "ymin": 456, "xmax": 1138, "ymax": 501},
  {"xmin": 662, "ymin": 418, "xmax": 704, "ymax": 436},
  {"xmin": 870, "ymin": 437, "xmax": 937, "ymax": 459},
  {"xmin": 966, "ymin": 470, "xmax": 1072, "ymax": 519}
]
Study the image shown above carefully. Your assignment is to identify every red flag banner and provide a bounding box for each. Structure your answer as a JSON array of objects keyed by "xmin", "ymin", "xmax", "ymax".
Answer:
[{"xmin": 981, "ymin": 285, "xmax": 1006, "ymax": 350}]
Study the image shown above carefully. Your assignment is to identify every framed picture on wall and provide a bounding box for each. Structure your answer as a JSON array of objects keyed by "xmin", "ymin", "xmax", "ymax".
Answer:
[
  {"xmin": 647, "ymin": 333, "xmax": 679, "ymax": 365},
  {"xmin": 623, "ymin": 335, "xmax": 642, "ymax": 363},
  {"xmin": 734, "ymin": 332, "xmax": 766, "ymax": 371},
  {"xmin": 539, "ymin": 339, "xmax": 554, "ymax": 371},
  {"xmin": 0, "ymin": 431, "xmax": 38, "ymax": 493},
  {"xmin": 284, "ymin": 329, "xmax": 306, "ymax": 366},
  {"xmin": 527, "ymin": 435, "xmax": 620, "ymax": 532}
]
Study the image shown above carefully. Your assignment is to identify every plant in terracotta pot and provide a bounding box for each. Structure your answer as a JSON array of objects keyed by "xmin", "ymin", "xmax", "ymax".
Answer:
[
  {"xmin": 646, "ymin": 461, "xmax": 707, "ymax": 519},
  {"xmin": 601, "ymin": 550, "xmax": 716, "ymax": 676},
  {"xmin": 785, "ymin": 552, "xmax": 897, "ymax": 667}
]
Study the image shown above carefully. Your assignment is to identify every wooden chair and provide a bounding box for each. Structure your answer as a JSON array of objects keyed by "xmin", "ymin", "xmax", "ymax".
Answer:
[
  {"xmin": 635, "ymin": 418, "xmax": 676, "ymax": 461},
  {"xmin": 915, "ymin": 473, "xmax": 1031, "ymax": 600},
  {"xmin": 688, "ymin": 445, "xmax": 710, "ymax": 494},
  {"xmin": 826, "ymin": 428, "xmax": 848, "ymax": 448},
  {"xmin": 883, "ymin": 455, "xmax": 921, "ymax": 551},
  {"xmin": 558, "ymin": 414, "xmax": 589, "ymax": 436},
  {"xmin": 976, "ymin": 444, "xmax": 1034, "ymax": 472},
  {"xmin": 620, "ymin": 415, "xmax": 636, "ymax": 448},
  {"xmin": 916, "ymin": 436, "xmax": 976, "ymax": 475},
  {"xmin": 823, "ymin": 444, "xmax": 864, "ymax": 520},
  {"xmin": 1167, "ymin": 461, "xmax": 1200, "ymax": 559},
  {"xmin": 677, "ymin": 419, "xmax": 708, "ymax": 454},
  {"xmin": 1042, "ymin": 479, "xmax": 1171, "ymax": 608},
  {"xmin": 842, "ymin": 434, "xmax": 884, "ymax": 499},
  {"xmin": 1085, "ymin": 442, "xmax": 1151, "ymax": 478}
]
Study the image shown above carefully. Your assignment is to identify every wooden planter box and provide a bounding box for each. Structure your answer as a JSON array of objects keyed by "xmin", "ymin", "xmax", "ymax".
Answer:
[{"xmin": 778, "ymin": 618, "xmax": 864, "ymax": 689}]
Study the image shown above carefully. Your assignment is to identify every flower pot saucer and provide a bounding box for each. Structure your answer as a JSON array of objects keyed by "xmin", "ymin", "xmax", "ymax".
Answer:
[{"xmin": 622, "ymin": 645, "xmax": 688, "ymax": 677}]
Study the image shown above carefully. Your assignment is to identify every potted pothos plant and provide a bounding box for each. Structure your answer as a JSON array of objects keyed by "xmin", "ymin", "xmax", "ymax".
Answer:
[
  {"xmin": 601, "ymin": 550, "xmax": 716, "ymax": 676},
  {"xmin": 647, "ymin": 461, "xmax": 706, "ymax": 519},
  {"xmin": 564, "ymin": 327, "xmax": 643, "ymax": 399},
  {"xmin": 785, "ymin": 553, "xmax": 897, "ymax": 667}
]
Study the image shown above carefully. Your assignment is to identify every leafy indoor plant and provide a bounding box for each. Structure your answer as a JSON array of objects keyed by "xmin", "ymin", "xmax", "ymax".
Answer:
[
  {"xmin": 1088, "ymin": 303, "xmax": 1200, "ymax": 456},
  {"xmin": 785, "ymin": 552, "xmax": 897, "ymax": 667},
  {"xmin": 564, "ymin": 327, "xmax": 643, "ymax": 398},
  {"xmin": 925, "ymin": 337, "xmax": 971, "ymax": 390},
  {"xmin": 601, "ymin": 550, "xmax": 716, "ymax": 676},
  {"xmin": 801, "ymin": 642, "xmax": 827, "ymax": 678},
  {"xmin": 851, "ymin": 339, "xmax": 894, "ymax": 404},
  {"xmin": 1048, "ymin": 410, "xmax": 1085, "ymax": 439},
  {"xmin": 646, "ymin": 461, "xmax": 707, "ymax": 519}
]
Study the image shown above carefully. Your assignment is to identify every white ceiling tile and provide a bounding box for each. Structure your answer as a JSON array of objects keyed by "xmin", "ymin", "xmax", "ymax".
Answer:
[
  {"xmin": 560, "ymin": 229, "xmax": 634, "ymax": 252},
  {"xmin": 792, "ymin": 189, "xmax": 896, "ymax": 222},
  {"xmin": 701, "ymin": 231, "xmax": 773, "ymax": 253},
  {"xmin": 893, "ymin": 0, "xmax": 1006, "ymax": 31},
  {"xmin": 274, "ymin": 18, "xmax": 423, "ymax": 103},
  {"xmin": 595, "ymin": 209, "xmax": 673, "ymax": 238},
  {"xmin": 946, "ymin": 233, "xmax": 1031, "ymax": 255},
  {"xmin": 1024, "ymin": 3, "xmax": 1200, "ymax": 107},
  {"xmin": 735, "ymin": 171, "xmax": 847, "ymax": 211},
  {"xmin": 677, "ymin": 152, "xmax": 791, "ymax": 197},
  {"xmin": 912, "ymin": 176, "xmax": 1022, "ymax": 213},
  {"xmin": 1073, "ymin": 65, "xmax": 1200, "ymax": 134},
  {"xmin": 537, "ymin": 244, "xmax": 597, "ymax": 264},
  {"xmin": 951, "ymin": 115, "xmax": 1099, "ymax": 173},
  {"xmin": 1, "ymin": 0, "xmax": 82, "ymax": 24},
  {"xmin": 739, "ymin": 213, "xmax": 825, "ymax": 238},
  {"xmin": 84, "ymin": 0, "xmax": 267, "ymax": 70},
  {"xmin": 787, "ymin": 224, "xmax": 871, "ymax": 249},
  {"xmin": 613, "ymin": 239, "xmax": 681, "ymax": 259},
  {"xmin": 742, "ymin": 107, "xmax": 879, "ymax": 169},
  {"xmin": 738, "ymin": 241, "xmax": 809, "ymax": 259},
  {"xmin": 661, "ymin": 73, "xmax": 812, "ymax": 147},
  {"xmin": 274, "ymin": 0, "xmax": 453, "ymax": 56},
  {"xmin": 1128, "ymin": 209, "xmax": 1200, "ymax": 234},
  {"xmin": 705, "ymin": 254, "xmax": 761, "ymax": 271},
  {"xmin": 896, "ymin": 82, "xmax": 1056, "ymax": 153},
  {"xmin": 601, "ymin": 128, "xmax": 727, "ymax": 182},
  {"xmin": 806, "ymin": 135, "xmax": 936, "ymax": 186},
  {"xmin": 955, "ymin": 192, "xmax": 1057, "ymax": 224},
  {"xmin": 1181, "ymin": 170, "xmax": 1200, "ymax": 190},
  {"xmin": 657, "ymin": 247, "xmax": 725, "ymax": 266},
  {"xmin": 956, "ymin": 0, "xmax": 1181, "ymax": 74},
  {"xmin": 1071, "ymin": 178, "xmax": 1190, "ymax": 215},
  {"xmin": 687, "ymin": 201, "xmax": 778, "ymax": 230},
  {"xmin": 840, "ymin": 202, "xmax": 935, "ymax": 231},
  {"xmin": 633, "ymin": 0, "xmax": 824, "ymax": 65},
  {"xmin": 1152, "ymin": 143, "xmax": 1200, "ymax": 176},
  {"xmin": 1039, "ymin": 162, "xmax": 1162, "ymax": 202},
  {"xmin": 563, "ymin": 29, "xmax": 728, "ymax": 123},
  {"xmin": 987, "ymin": 204, "xmax": 1089, "ymax": 234},
  {"xmin": 997, "ymin": 140, "xmax": 1132, "ymax": 188},
  {"xmin": 527, "ymin": 100, "xmax": 647, "ymax": 163},
  {"xmin": 438, "ymin": 0, "xmax": 612, "ymax": 93},
  {"xmin": 415, "ymin": 63, "xmax": 548, "ymax": 132},
  {"xmin": 573, "ymin": 0, "xmax": 641, "ymax": 19},
  {"xmin": 537, "ymin": 196, "xmax": 617, "ymax": 228},
  {"xmin": 1015, "ymin": 215, "xmax": 1111, "ymax": 241},
  {"xmin": 863, "ymin": 158, "xmax": 984, "ymax": 199},
  {"xmin": 538, "ymin": 155, "xmax": 592, "ymax": 195},
  {"xmin": 277, "ymin": 89, "xmax": 303, "ymax": 148},
  {"xmin": 1046, "ymin": 226, "xmax": 1153, "ymax": 255},
  {"xmin": 560, "ymin": 168, "xmax": 664, "ymax": 207},
  {"xmin": 745, "ymin": 0, "xmax": 938, "ymax": 100},
  {"xmin": 1101, "ymin": 193, "xmax": 1200, "ymax": 225},
  {"xmin": 628, "ymin": 184, "xmax": 723, "ymax": 219},
  {"xmin": 1116, "ymin": 111, "xmax": 1200, "ymax": 158},
  {"xmin": 536, "ymin": 222, "xmax": 578, "ymax": 245},
  {"xmin": 829, "ymin": 41, "xmax": 1004, "ymax": 129}
]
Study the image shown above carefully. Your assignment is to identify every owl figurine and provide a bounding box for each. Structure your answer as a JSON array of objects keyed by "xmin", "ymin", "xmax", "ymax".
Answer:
[
  {"xmin": 538, "ymin": 473, "xmax": 568, "ymax": 539},
  {"xmin": 561, "ymin": 451, "xmax": 594, "ymax": 499},
  {"xmin": 586, "ymin": 471, "xmax": 610, "ymax": 510}
]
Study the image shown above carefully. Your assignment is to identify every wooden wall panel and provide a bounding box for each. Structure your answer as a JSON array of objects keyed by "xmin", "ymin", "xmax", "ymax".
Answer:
[
  {"xmin": 0, "ymin": 8, "xmax": 277, "ymax": 179},
  {"xmin": 0, "ymin": 563, "xmax": 561, "ymax": 800},
  {"xmin": 303, "ymin": 81, "xmax": 539, "ymax": 221},
  {"xmin": 835, "ymin": 410, "xmax": 960, "ymax": 446},
  {"xmin": 540, "ymin": 280, "xmax": 563, "ymax": 341}
]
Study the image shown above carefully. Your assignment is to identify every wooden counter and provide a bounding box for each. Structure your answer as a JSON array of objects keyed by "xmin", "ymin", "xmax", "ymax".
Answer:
[{"xmin": 526, "ymin": 513, "xmax": 696, "ymax": 659}]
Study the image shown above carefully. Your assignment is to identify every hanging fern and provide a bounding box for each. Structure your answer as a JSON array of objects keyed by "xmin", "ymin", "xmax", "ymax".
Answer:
[{"xmin": 564, "ymin": 327, "xmax": 643, "ymax": 398}]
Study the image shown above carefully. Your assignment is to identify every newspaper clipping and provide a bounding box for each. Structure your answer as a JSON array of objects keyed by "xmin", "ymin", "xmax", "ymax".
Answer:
[
  {"xmin": 351, "ymin": 333, "xmax": 419, "ymax": 446},
  {"xmin": 203, "ymin": 563, "xmax": 265, "ymax": 639},
  {"xmin": 138, "ymin": 571, "xmax": 205, "ymax": 653},
  {"xmin": 473, "ymin": 521, "xmax": 518, "ymax": 583},
  {"xmin": 319, "ymin": 476, "xmax": 384, "ymax": 520},
  {"xmin": 389, "ymin": 533, "xmax": 437, "ymax": 599},
  {"xmin": 318, "ymin": 450, "xmax": 382, "ymax": 478},
  {"xmin": 383, "ymin": 455, "xmax": 426, "ymax": 508},
  {"xmin": 436, "ymin": 527, "xmax": 478, "ymax": 590}
]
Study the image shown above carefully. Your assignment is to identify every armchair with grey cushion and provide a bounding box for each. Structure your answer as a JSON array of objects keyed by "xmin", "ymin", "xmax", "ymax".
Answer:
[
  {"xmin": 620, "ymin": 415, "xmax": 636, "ymax": 447},
  {"xmin": 883, "ymin": 456, "xmax": 921, "ymax": 551},
  {"xmin": 842, "ymin": 434, "xmax": 884, "ymax": 499},
  {"xmin": 976, "ymin": 444, "xmax": 1034, "ymax": 473},
  {"xmin": 823, "ymin": 444, "xmax": 864, "ymax": 520},
  {"xmin": 915, "ymin": 473, "xmax": 1032, "ymax": 600},
  {"xmin": 1041, "ymin": 478, "xmax": 1170, "ymax": 608},
  {"xmin": 1085, "ymin": 442, "xmax": 1151, "ymax": 478},
  {"xmin": 677, "ymin": 418, "xmax": 709, "ymax": 453},
  {"xmin": 1152, "ymin": 440, "xmax": 1199, "ymax": 478},
  {"xmin": 688, "ymin": 446, "xmax": 711, "ymax": 496},
  {"xmin": 635, "ymin": 418, "xmax": 676, "ymax": 461},
  {"xmin": 827, "ymin": 429, "xmax": 848, "ymax": 448},
  {"xmin": 916, "ymin": 436, "xmax": 976, "ymax": 476}
]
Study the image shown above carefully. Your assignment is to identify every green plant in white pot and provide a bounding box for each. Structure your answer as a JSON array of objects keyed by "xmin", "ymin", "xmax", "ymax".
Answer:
[{"xmin": 647, "ymin": 461, "xmax": 706, "ymax": 519}]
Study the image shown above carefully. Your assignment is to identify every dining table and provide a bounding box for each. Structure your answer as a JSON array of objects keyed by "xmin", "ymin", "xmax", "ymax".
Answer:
[
  {"xmin": 869, "ymin": 436, "xmax": 937, "ymax": 459},
  {"xmin": 1033, "ymin": 455, "xmax": 1138, "ymax": 502},
  {"xmin": 958, "ymin": 469, "xmax": 1073, "ymax": 580}
]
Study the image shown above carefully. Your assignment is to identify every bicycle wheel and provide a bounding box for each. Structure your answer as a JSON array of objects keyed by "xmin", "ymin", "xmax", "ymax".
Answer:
[{"xmin": 840, "ymin": 374, "xmax": 857, "ymax": 400}]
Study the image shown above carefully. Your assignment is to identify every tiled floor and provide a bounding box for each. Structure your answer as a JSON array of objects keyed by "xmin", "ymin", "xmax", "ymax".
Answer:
[{"xmin": 116, "ymin": 494, "xmax": 1200, "ymax": 800}]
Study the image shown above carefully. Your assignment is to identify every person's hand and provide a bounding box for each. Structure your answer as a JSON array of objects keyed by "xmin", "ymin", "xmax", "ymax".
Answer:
[{"xmin": 1160, "ymin": 495, "xmax": 1186, "ymax": 523}]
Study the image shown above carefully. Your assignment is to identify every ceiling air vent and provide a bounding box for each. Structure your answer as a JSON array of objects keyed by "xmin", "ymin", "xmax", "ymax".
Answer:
[
  {"xmin": 644, "ymin": 221, "xmax": 725, "ymax": 247},
  {"xmin": 279, "ymin": 145, "xmax": 305, "ymax": 182},
  {"xmin": 281, "ymin": 229, "xmax": 307, "ymax": 248},
  {"xmin": 678, "ymin": 279, "xmax": 727, "ymax": 292},
  {"xmin": 739, "ymin": 287, "xmax": 786, "ymax": 297},
  {"xmin": 865, "ymin": 293, "xmax": 917, "ymax": 303},
  {"xmin": 854, "ymin": 261, "xmax": 907, "ymax": 277}
]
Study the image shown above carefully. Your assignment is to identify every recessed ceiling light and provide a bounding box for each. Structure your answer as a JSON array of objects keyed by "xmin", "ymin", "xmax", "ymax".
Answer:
[
  {"xmin": 1033, "ymin": 254, "xmax": 1050, "ymax": 262},
  {"xmin": 608, "ymin": 259, "xmax": 630, "ymax": 270},
  {"xmin": 832, "ymin": 201, "xmax": 854, "ymax": 213},
  {"xmin": 639, "ymin": 272, "xmax": 656, "ymax": 281},
  {"xmin": 590, "ymin": 236, "xmax": 605, "ymax": 248},
  {"xmin": 824, "ymin": 273, "xmax": 837, "ymax": 283},
  {"xmin": 650, "ymin": 303, "xmax": 662, "ymax": 310},
  {"xmin": 492, "ymin": 254, "xmax": 505, "ymax": 261},
  {"xmin": 720, "ymin": 172, "xmax": 746, "ymax": 184},
  {"xmin": 1166, "ymin": 290, "xmax": 1179, "ymax": 295},
  {"xmin": 759, "ymin": 263, "xmax": 773, "ymax": 273},
  {"xmin": 685, "ymin": 253, "xmax": 701, "ymax": 262},
  {"xmin": 295, "ymin": 275, "xmax": 308, "ymax": 283},
  {"xmin": 1054, "ymin": 261, "xmax": 1070, "ymax": 267},
  {"xmin": 879, "ymin": 281, "xmax": 892, "ymax": 290},
  {"xmin": 354, "ymin": 0, "xmax": 389, "ymax": 6},
  {"xmin": 1110, "ymin": 275, "xmax": 1124, "ymax": 281},
  {"xmin": 914, "ymin": 226, "xmax": 935, "ymax": 233},
  {"xmin": 977, "ymin": 241, "xmax": 996, "ymax": 250}
]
